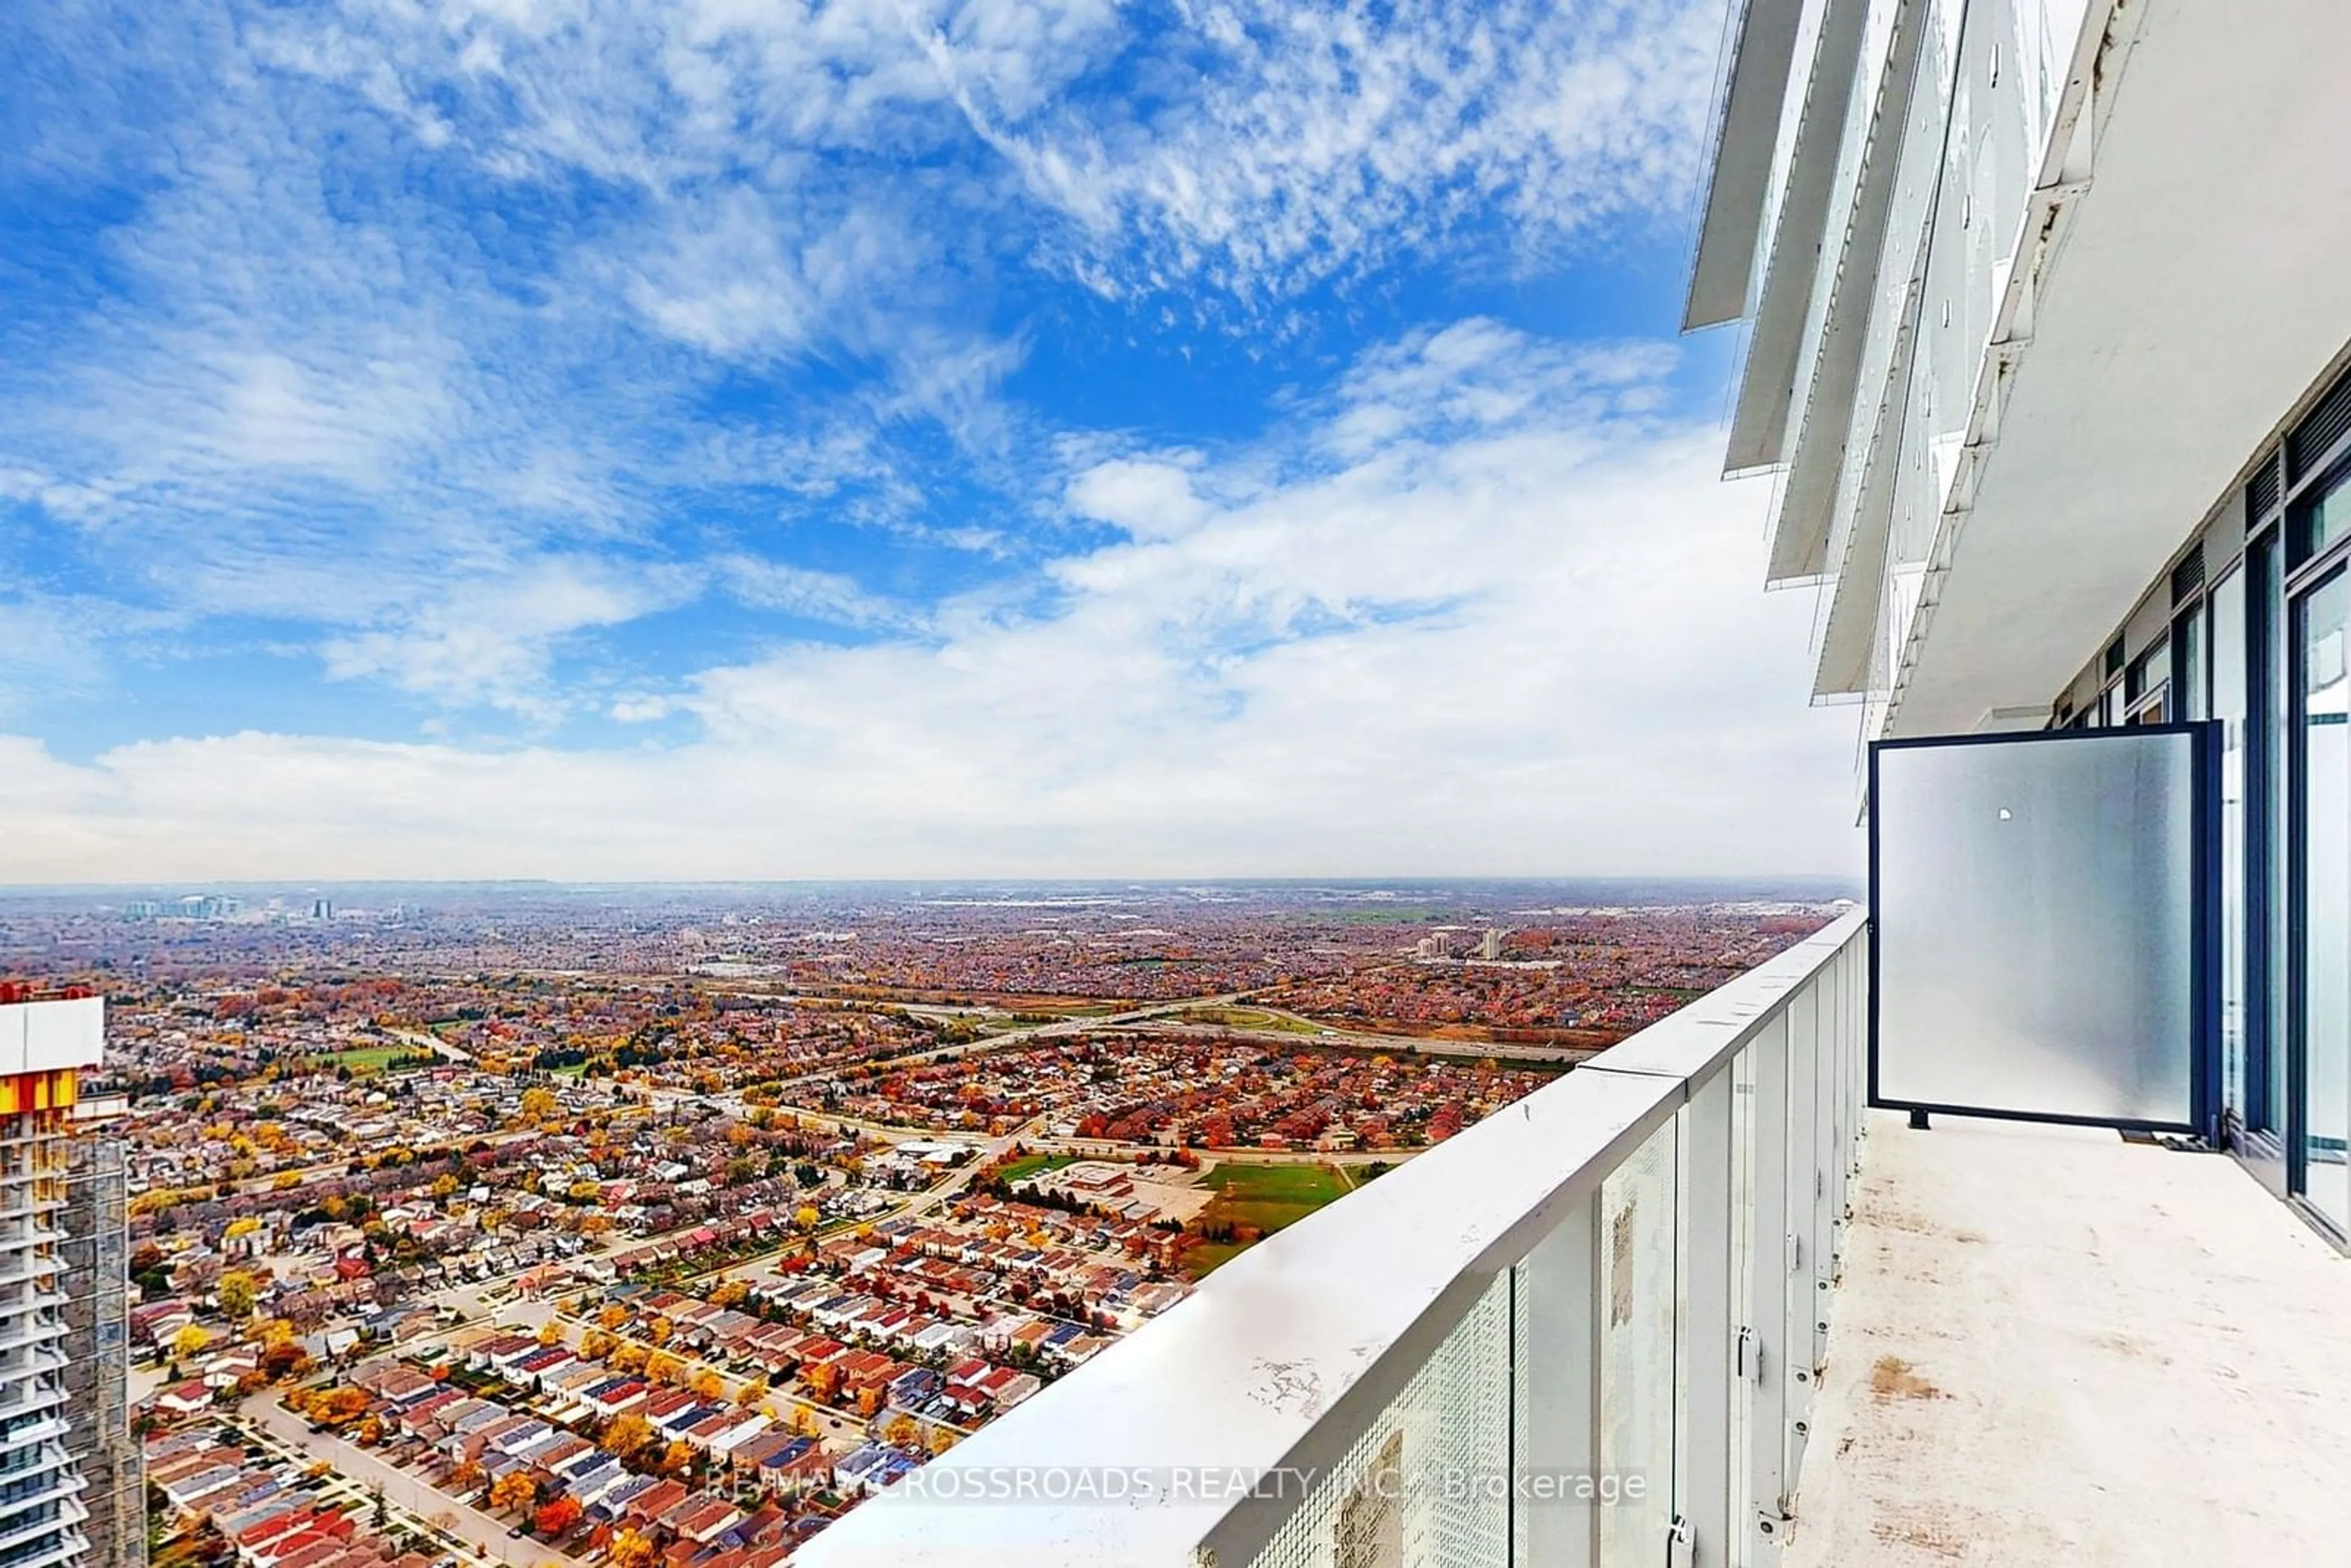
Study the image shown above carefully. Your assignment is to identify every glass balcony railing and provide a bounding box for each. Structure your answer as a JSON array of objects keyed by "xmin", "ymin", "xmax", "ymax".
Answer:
[{"xmin": 798, "ymin": 913, "xmax": 1869, "ymax": 1567}]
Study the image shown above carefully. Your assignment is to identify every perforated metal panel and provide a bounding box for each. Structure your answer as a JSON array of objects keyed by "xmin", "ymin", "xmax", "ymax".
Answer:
[
  {"xmin": 1245, "ymin": 1273, "xmax": 1515, "ymax": 1568},
  {"xmin": 1597, "ymin": 1120, "xmax": 1678, "ymax": 1568}
]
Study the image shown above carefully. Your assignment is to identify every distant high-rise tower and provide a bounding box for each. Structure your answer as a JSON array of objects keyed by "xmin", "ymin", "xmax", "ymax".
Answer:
[{"xmin": 0, "ymin": 986, "xmax": 113, "ymax": 1567}]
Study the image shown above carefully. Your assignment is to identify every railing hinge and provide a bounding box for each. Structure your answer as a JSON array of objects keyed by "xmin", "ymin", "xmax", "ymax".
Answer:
[
  {"xmin": 1666, "ymin": 1514, "xmax": 1695, "ymax": 1568},
  {"xmin": 1786, "ymin": 1231, "xmax": 1802, "ymax": 1273}
]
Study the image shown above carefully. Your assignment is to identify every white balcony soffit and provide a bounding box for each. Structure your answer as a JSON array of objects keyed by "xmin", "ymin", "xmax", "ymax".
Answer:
[
  {"xmin": 795, "ymin": 915, "xmax": 1867, "ymax": 1568},
  {"xmin": 1724, "ymin": 0, "xmax": 1873, "ymax": 473},
  {"xmin": 1893, "ymin": 0, "xmax": 2351, "ymax": 737},
  {"xmin": 1685, "ymin": 0, "xmax": 1812, "ymax": 331}
]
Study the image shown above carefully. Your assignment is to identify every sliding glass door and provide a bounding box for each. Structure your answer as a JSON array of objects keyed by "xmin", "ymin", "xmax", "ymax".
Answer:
[
  {"xmin": 2211, "ymin": 569, "xmax": 2251, "ymax": 1140},
  {"xmin": 2293, "ymin": 565, "xmax": 2351, "ymax": 1233}
]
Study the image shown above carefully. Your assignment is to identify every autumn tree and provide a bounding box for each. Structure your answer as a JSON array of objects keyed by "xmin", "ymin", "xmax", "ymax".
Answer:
[
  {"xmin": 533, "ymin": 1495, "xmax": 582, "ymax": 1537},
  {"xmin": 261, "ymin": 1339, "xmax": 309, "ymax": 1381},
  {"xmin": 690, "ymin": 1370, "xmax": 725, "ymax": 1401},
  {"xmin": 518, "ymin": 1086, "xmax": 558, "ymax": 1122},
  {"xmin": 171, "ymin": 1323, "xmax": 211, "ymax": 1363},
  {"xmin": 599, "ymin": 1413, "xmax": 653, "ymax": 1458},
  {"xmin": 488, "ymin": 1471, "xmax": 538, "ymax": 1513},
  {"xmin": 607, "ymin": 1529, "xmax": 658, "ymax": 1568},
  {"xmin": 216, "ymin": 1270, "xmax": 258, "ymax": 1319}
]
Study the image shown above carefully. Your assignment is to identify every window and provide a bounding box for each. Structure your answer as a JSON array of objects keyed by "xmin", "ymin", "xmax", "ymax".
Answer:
[
  {"xmin": 2175, "ymin": 609, "xmax": 2207, "ymax": 722},
  {"xmin": 2301, "ymin": 473, "xmax": 2351, "ymax": 565},
  {"xmin": 2126, "ymin": 636, "xmax": 2170, "ymax": 722}
]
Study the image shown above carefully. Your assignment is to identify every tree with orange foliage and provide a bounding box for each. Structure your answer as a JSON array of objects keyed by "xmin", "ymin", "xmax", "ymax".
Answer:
[{"xmin": 533, "ymin": 1496, "xmax": 582, "ymax": 1537}]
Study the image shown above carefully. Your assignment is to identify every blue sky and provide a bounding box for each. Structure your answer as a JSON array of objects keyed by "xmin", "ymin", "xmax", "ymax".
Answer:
[{"xmin": 0, "ymin": 0, "xmax": 1856, "ymax": 880}]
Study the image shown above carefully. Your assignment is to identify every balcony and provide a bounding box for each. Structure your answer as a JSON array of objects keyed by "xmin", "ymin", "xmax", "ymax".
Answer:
[
  {"xmin": 795, "ymin": 911, "xmax": 2349, "ymax": 1565},
  {"xmin": 1787, "ymin": 1110, "xmax": 2351, "ymax": 1564}
]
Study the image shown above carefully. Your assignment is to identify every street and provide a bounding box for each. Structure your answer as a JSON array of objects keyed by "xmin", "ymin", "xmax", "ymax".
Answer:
[{"xmin": 237, "ymin": 1393, "xmax": 539, "ymax": 1567}]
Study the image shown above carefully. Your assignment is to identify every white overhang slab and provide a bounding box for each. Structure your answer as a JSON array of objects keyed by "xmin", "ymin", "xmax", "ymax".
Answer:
[
  {"xmin": 1815, "ymin": 296, "xmax": 1918, "ymax": 697},
  {"xmin": 1686, "ymin": 0, "xmax": 1813, "ymax": 331},
  {"xmin": 1892, "ymin": 0, "xmax": 2351, "ymax": 737},
  {"xmin": 1770, "ymin": 0, "xmax": 1929, "ymax": 585},
  {"xmin": 1725, "ymin": 0, "xmax": 1873, "ymax": 474}
]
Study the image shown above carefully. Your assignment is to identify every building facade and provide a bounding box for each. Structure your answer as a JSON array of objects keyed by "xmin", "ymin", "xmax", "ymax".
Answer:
[
  {"xmin": 62, "ymin": 1111, "xmax": 138, "ymax": 1568},
  {"xmin": 0, "ymin": 994, "xmax": 112, "ymax": 1568},
  {"xmin": 1690, "ymin": 0, "xmax": 2351, "ymax": 1242}
]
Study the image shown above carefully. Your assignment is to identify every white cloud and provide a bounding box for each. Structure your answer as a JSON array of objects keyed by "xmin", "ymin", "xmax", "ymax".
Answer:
[
  {"xmin": 715, "ymin": 555, "xmax": 914, "ymax": 630},
  {"xmin": 0, "ymin": 324, "xmax": 1861, "ymax": 880},
  {"xmin": 987, "ymin": 0, "xmax": 1724, "ymax": 301},
  {"xmin": 319, "ymin": 555, "xmax": 701, "ymax": 715}
]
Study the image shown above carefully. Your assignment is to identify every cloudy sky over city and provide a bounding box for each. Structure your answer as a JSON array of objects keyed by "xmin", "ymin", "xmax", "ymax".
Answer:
[{"xmin": 0, "ymin": 0, "xmax": 1859, "ymax": 880}]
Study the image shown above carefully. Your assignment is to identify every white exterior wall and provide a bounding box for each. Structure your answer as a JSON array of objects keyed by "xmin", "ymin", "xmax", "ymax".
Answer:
[{"xmin": 9, "ymin": 1000, "xmax": 103, "ymax": 1078}]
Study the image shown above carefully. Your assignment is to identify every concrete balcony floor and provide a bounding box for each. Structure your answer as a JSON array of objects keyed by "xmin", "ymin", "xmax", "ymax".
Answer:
[{"xmin": 1791, "ymin": 1110, "xmax": 2351, "ymax": 1566}]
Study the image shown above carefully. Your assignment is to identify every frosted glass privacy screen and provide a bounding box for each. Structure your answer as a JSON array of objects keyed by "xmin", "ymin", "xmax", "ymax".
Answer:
[{"xmin": 1872, "ymin": 730, "xmax": 2199, "ymax": 1127}]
